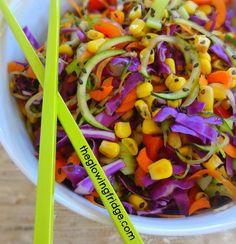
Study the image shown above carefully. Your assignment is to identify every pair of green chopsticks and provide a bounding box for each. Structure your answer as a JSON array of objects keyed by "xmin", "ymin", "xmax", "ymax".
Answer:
[{"xmin": 0, "ymin": 0, "xmax": 144, "ymax": 243}]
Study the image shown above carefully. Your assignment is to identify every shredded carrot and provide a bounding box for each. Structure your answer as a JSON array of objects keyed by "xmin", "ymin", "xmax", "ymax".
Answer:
[
  {"xmin": 126, "ymin": 42, "xmax": 144, "ymax": 52},
  {"xmin": 224, "ymin": 144, "xmax": 236, "ymax": 159},
  {"xmin": 90, "ymin": 86, "xmax": 113, "ymax": 102},
  {"xmin": 136, "ymin": 147, "xmax": 153, "ymax": 173},
  {"xmin": 189, "ymin": 169, "xmax": 236, "ymax": 200},
  {"xmin": 102, "ymin": 77, "xmax": 113, "ymax": 87},
  {"xmin": 153, "ymin": 84, "xmax": 168, "ymax": 93},
  {"xmin": 110, "ymin": 10, "xmax": 125, "ymax": 24},
  {"xmin": 158, "ymin": 214, "xmax": 185, "ymax": 218},
  {"xmin": 55, "ymin": 158, "xmax": 67, "ymax": 183},
  {"xmin": 211, "ymin": 0, "xmax": 227, "ymax": 29},
  {"xmin": 188, "ymin": 185, "xmax": 201, "ymax": 205},
  {"xmin": 189, "ymin": 197, "xmax": 211, "ymax": 215},
  {"xmin": 67, "ymin": 0, "xmax": 83, "ymax": 18},
  {"xmin": 192, "ymin": 0, "xmax": 211, "ymax": 4},
  {"xmin": 67, "ymin": 152, "xmax": 80, "ymax": 165},
  {"xmin": 95, "ymin": 58, "xmax": 112, "ymax": 88},
  {"xmin": 199, "ymin": 75, "xmax": 208, "ymax": 87},
  {"xmin": 94, "ymin": 20, "xmax": 124, "ymax": 38},
  {"xmin": 207, "ymin": 71, "xmax": 232, "ymax": 88},
  {"xmin": 116, "ymin": 100, "xmax": 136, "ymax": 113},
  {"xmin": 8, "ymin": 62, "xmax": 25, "ymax": 73},
  {"xmin": 134, "ymin": 167, "xmax": 147, "ymax": 187},
  {"xmin": 116, "ymin": 88, "xmax": 137, "ymax": 113},
  {"xmin": 26, "ymin": 66, "xmax": 37, "ymax": 79}
]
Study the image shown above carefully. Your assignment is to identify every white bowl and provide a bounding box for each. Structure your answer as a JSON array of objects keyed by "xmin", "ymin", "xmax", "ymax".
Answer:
[{"xmin": 1, "ymin": 0, "xmax": 236, "ymax": 236}]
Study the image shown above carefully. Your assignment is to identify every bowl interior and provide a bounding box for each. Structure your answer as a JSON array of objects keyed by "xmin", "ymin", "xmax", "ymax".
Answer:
[{"xmin": 1, "ymin": 0, "xmax": 236, "ymax": 236}]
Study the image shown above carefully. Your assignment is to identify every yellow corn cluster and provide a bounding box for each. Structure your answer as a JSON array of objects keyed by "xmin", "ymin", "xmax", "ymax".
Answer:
[
  {"xmin": 198, "ymin": 86, "xmax": 214, "ymax": 112},
  {"xmin": 87, "ymin": 38, "xmax": 106, "ymax": 53},
  {"xmin": 129, "ymin": 4, "xmax": 142, "ymax": 21},
  {"xmin": 165, "ymin": 74, "xmax": 186, "ymax": 92},
  {"xmin": 121, "ymin": 138, "xmax": 138, "ymax": 156},
  {"xmin": 136, "ymin": 82, "xmax": 153, "ymax": 98},
  {"xmin": 128, "ymin": 194, "xmax": 148, "ymax": 211},
  {"xmin": 99, "ymin": 141, "xmax": 120, "ymax": 158},
  {"xmin": 148, "ymin": 159, "xmax": 173, "ymax": 180},
  {"xmin": 135, "ymin": 100, "xmax": 151, "ymax": 119},
  {"xmin": 142, "ymin": 119, "xmax": 161, "ymax": 135},
  {"xmin": 59, "ymin": 44, "xmax": 73, "ymax": 57},
  {"xmin": 114, "ymin": 122, "xmax": 132, "ymax": 139},
  {"xmin": 129, "ymin": 19, "xmax": 146, "ymax": 37}
]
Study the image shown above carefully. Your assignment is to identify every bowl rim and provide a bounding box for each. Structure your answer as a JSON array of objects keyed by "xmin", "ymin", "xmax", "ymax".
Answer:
[{"xmin": 1, "ymin": 0, "xmax": 236, "ymax": 237}]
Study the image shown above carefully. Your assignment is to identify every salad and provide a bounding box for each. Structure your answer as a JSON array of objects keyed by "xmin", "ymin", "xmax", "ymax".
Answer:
[{"xmin": 8, "ymin": 0, "xmax": 236, "ymax": 217}]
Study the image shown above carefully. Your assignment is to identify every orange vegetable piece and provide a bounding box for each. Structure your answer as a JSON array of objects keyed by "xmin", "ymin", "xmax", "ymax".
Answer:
[
  {"xmin": 110, "ymin": 10, "xmax": 125, "ymax": 24},
  {"xmin": 90, "ymin": 86, "xmax": 113, "ymax": 102},
  {"xmin": 55, "ymin": 159, "xmax": 67, "ymax": 183},
  {"xmin": 126, "ymin": 42, "xmax": 144, "ymax": 52},
  {"xmin": 134, "ymin": 167, "xmax": 147, "ymax": 187},
  {"xmin": 67, "ymin": 152, "xmax": 80, "ymax": 165},
  {"xmin": 96, "ymin": 58, "xmax": 112, "ymax": 88},
  {"xmin": 94, "ymin": 20, "xmax": 124, "ymax": 38},
  {"xmin": 224, "ymin": 144, "xmax": 236, "ymax": 159},
  {"xmin": 188, "ymin": 185, "xmax": 201, "ymax": 205},
  {"xmin": 136, "ymin": 147, "xmax": 153, "ymax": 173},
  {"xmin": 192, "ymin": 0, "xmax": 211, "ymax": 4},
  {"xmin": 207, "ymin": 71, "xmax": 232, "ymax": 88},
  {"xmin": 189, "ymin": 197, "xmax": 211, "ymax": 215},
  {"xmin": 116, "ymin": 88, "xmax": 137, "ymax": 113},
  {"xmin": 153, "ymin": 84, "xmax": 168, "ymax": 93},
  {"xmin": 189, "ymin": 169, "xmax": 236, "ymax": 200},
  {"xmin": 102, "ymin": 77, "xmax": 113, "ymax": 87},
  {"xmin": 26, "ymin": 66, "xmax": 37, "ymax": 79},
  {"xmin": 199, "ymin": 75, "xmax": 208, "ymax": 87},
  {"xmin": 8, "ymin": 62, "xmax": 25, "ymax": 73}
]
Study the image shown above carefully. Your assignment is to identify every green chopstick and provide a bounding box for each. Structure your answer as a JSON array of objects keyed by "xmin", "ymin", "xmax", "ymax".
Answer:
[
  {"xmin": 0, "ymin": 1, "xmax": 143, "ymax": 243},
  {"xmin": 33, "ymin": 0, "xmax": 60, "ymax": 244}
]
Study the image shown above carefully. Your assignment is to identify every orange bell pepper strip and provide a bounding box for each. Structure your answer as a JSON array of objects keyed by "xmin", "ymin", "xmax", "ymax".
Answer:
[
  {"xmin": 90, "ymin": 85, "xmax": 113, "ymax": 102},
  {"xmin": 94, "ymin": 20, "xmax": 124, "ymax": 38},
  {"xmin": 102, "ymin": 77, "xmax": 113, "ymax": 87},
  {"xmin": 189, "ymin": 197, "xmax": 211, "ymax": 215},
  {"xmin": 224, "ymin": 144, "xmax": 236, "ymax": 159},
  {"xmin": 207, "ymin": 71, "xmax": 232, "ymax": 88},
  {"xmin": 199, "ymin": 75, "xmax": 208, "ymax": 87},
  {"xmin": 8, "ymin": 61, "xmax": 25, "ymax": 73},
  {"xmin": 136, "ymin": 147, "xmax": 153, "ymax": 173},
  {"xmin": 67, "ymin": 152, "xmax": 80, "ymax": 165},
  {"xmin": 189, "ymin": 169, "xmax": 236, "ymax": 200}
]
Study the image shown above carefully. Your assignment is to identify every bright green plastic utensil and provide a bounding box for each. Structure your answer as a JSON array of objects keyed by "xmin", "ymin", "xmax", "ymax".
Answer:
[
  {"xmin": 0, "ymin": 1, "xmax": 143, "ymax": 243},
  {"xmin": 33, "ymin": 0, "xmax": 60, "ymax": 244}
]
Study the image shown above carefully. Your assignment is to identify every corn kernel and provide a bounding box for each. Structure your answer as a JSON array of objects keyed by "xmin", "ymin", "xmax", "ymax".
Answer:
[
  {"xmin": 128, "ymin": 194, "xmax": 148, "ymax": 211},
  {"xmin": 114, "ymin": 122, "xmax": 132, "ymax": 139},
  {"xmin": 228, "ymin": 67, "xmax": 236, "ymax": 79},
  {"xmin": 87, "ymin": 38, "xmax": 106, "ymax": 53},
  {"xmin": 59, "ymin": 44, "xmax": 73, "ymax": 57},
  {"xmin": 143, "ymin": 95, "xmax": 156, "ymax": 111},
  {"xmin": 194, "ymin": 35, "xmax": 211, "ymax": 53},
  {"xmin": 231, "ymin": 79, "xmax": 236, "ymax": 88},
  {"xmin": 140, "ymin": 48, "xmax": 155, "ymax": 64},
  {"xmin": 198, "ymin": 86, "xmax": 214, "ymax": 112},
  {"xmin": 99, "ymin": 140, "xmax": 120, "ymax": 158},
  {"xmin": 165, "ymin": 58, "xmax": 176, "ymax": 74},
  {"xmin": 87, "ymin": 30, "xmax": 104, "ymax": 40},
  {"xmin": 209, "ymin": 83, "xmax": 227, "ymax": 101},
  {"xmin": 135, "ymin": 100, "xmax": 151, "ymax": 119},
  {"xmin": 129, "ymin": 19, "xmax": 146, "ymax": 37},
  {"xmin": 198, "ymin": 5, "xmax": 212, "ymax": 15},
  {"xmin": 179, "ymin": 146, "xmax": 192, "ymax": 156},
  {"xmin": 121, "ymin": 138, "xmax": 138, "ymax": 156},
  {"xmin": 200, "ymin": 58, "xmax": 212, "ymax": 75},
  {"xmin": 165, "ymin": 74, "xmax": 186, "ymax": 92},
  {"xmin": 168, "ymin": 132, "xmax": 182, "ymax": 149},
  {"xmin": 148, "ymin": 159, "xmax": 173, "ymax": 180},
  {"xmin": 199, "ymin": 52, "xmax": 211, "ymax": 62},
  {"xmin": 129, "ymin": 4, "xmax": 142, "ymax": 21},
  {"xmin": 183, "ymin": 1, "xmax": 198, "ymax": 15},
  {"xmin": 136, "ymin": 82, "xmax": 153, "ymax": 98},
  {"xmin": 142, "ymin": 119, "xmax": 161, "ymax": 135},
  {"xmin": 121, "ymin": 110, "xmax": 134, "ymax": 121},
  {"xmin": 141, "ymin": 33, "xmax": 158, "ymax": 47},
  {"xmin": 167, "ymin": 99, "xmax": 182, "ymax": 108},
  {"xmin": 204, "ymin": 154, "xmax": 223, "ymax": 170}
]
